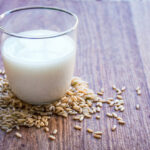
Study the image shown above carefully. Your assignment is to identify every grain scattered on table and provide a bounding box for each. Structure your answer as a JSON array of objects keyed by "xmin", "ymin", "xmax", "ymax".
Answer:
[
  {"xmin": 53, "ymin": 129, "xmax": 57, "ymax": 135},
  {"xmin": 74, "ymin": 125, "xmax": 82, "ymax": 130},
  {"xmin": 49, "ymin": 135, "xmax": 56, "ymax": 140},
  {"xmin": 15, "ymin": 132, "xmax": 22, "ymax": 138},
  {"xmin": 111, "ymin": 125, "xmax": 117, "ymax": 131},
  {"xmin": 93, "ymin": 134, "xmax": 101, "ymax": 139},
  {"xmin": 87, "ymin": 128, "xmax": 93, "ymax": 133},
  {"xmin": 94, "ymin": 131, "xmax": 103, "ymax": 135},
  {"xmin": 136, "ymin": 104, "xmax": 140, "ymax": 110},
  {"xmin": 96, "ymin": 116, "xmax": 100, "ymax": 119}
]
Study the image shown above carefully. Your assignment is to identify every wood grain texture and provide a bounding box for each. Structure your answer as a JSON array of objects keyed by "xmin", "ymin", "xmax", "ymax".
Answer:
[{"xmin": 0, "ymin": 0, "xmax": 150, "ymax": 150}]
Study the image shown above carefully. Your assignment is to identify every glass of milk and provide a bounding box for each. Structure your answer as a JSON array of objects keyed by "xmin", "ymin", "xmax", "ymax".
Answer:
[{"xmin": 0, "ymin": 6, "xmax": 78, "ymax": 104}]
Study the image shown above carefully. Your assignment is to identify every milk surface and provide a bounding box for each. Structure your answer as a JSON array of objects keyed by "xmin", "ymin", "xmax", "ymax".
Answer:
[{"xmin": 2, "ymin": 30, "xmax": 76, "ymax": 104}]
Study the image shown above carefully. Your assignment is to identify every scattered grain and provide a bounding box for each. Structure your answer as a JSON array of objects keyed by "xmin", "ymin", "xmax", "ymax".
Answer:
[
  {"xmin": 74, "ymin": 125, "xmax": 82, "ymax": 130},
  {"xmin": 106, "ymin": 113, "xmax": 113, "ymax": 117},
  {"xmin": 119, "ymin": 100, "xmax": 124, "ymax": 105},
  {"xmin": 0, "ymin": 76, "xmax": 100, "ymax": 132},
  {"xmin": 136, "ymin": 104, "xmax": 140, "ymax": 110},
  {"xmin": 112, "ymin": 85, "xmax": 116, "ymax": 90},
  {"xmin": 106, "ymin": 100, "xmax": 111, "ymax": 104},
  {"xmin": 15, "ymin": 132, "xmax": 22, "ymax": 138},
  {"xmin": 96, "ymin": 102, "xmax": 102, "ymax": 107},
  {"xmin": 93, "ymin": 134, "xmax": 101, "ymax": 139},
  {"xmin": 100, "ymin": 99, "xmax": 107, "ymax": 103},
  {"xmin": 117, "ymin": 90, "xmax": 122, "ymax": 95},
  {"xmin": 97, "ymin": 92, "xmax": 103, "ymax": 96},
  {"xmin": 87, "ymin": 128, "xmax": 93, "ymax": 133},
  {"xmin": 107, "ymin": 98, "xmax": 114, "ymax": 101},
  {"xmin": 120, "ymin": 106, "xmax": 125, "ymax": 112},
  {"xmin": 84, "ymin": 114, "xmax": 92, "ymax": 118},
  {"xmin": 118, "ymin": 120, "xmax": 125, "ymax": 125},
  {"xmin": 96, "ymin": 116, "xmax": 100, "ymax": 119},
  {"xmin": 137, "ymin": 90, "xmax": 141, "ymax": 95},
  {"xmin": 109, "ymin": 101, "xmax": 115, "ymax": 107},
  {"xmin": 121, "ymin": 86, "xmax": 126, "ymax": 92},
  {"xmin": 79, "ymin": 115, "xmax": 84, "ymax": 121},
  {"xmin": 136, "ymin": 86, "xmax": 140, "ymax": 91},
  {"xmin": 111, "ymin": 125, "xmax": 117, "ymax": 131},
  {"xmin": 94, "ymin": 131, "xmax": 103, "ymax": 135},
  {"xmin": 96, "ymin": 107, "xmax": 101, "ymax": 112},
  {"xmin": 114, "ymin": 106, "xmax": 119, "ymax": 111},
  {"xmin": 44, "ymin": 127, "xmax": 49, "ymax": 132},
  {"xmin": 49, "ymin": 135, "xmax": 56, "ymax": 140},
  {"xmin": 116, "ymin": 95, "xmax": 123, "ymax": 100},
  {"xmin": 6, "ymin": 129, "xmax": 12, "ymax": 133},
  {"xmin": 116, "ymin": 117, "xmax": 122, "ymax": 120},
  {"xmin": 100, "ymin": 88, "xmax": 104, "ymax": 93},
  {"xmin": 73, "ymin": 116, "xmax": 80, "ymax": 120},
  {"xmin": 0, "ymin": 73, "xmax": 128, "ymax": 141},
  {"xmin": 53, "ymin": 129, "xmax": 58, "ymax": 135},
  {"xmin": 112, "ymin": 113, "xmax": 117, "ymax": 118},
  {"xmin": 115, "ymin": 88, "xmax": 122, "ymax": 94}
]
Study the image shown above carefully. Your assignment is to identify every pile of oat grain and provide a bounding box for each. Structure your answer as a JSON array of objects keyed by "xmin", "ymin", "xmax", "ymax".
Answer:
[
  {"xmin": 0, "ymin": 71, "xmax": 140, "ymax": 140},
  {"xmin": 0, "ymin": 75, "xmax": 100, "ymax": 133}
]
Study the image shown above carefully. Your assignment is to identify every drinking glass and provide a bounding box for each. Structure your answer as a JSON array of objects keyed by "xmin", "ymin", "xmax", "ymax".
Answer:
[{"xmin": 0, "ymin": 6, "xmax": 78, "ymax": 104}]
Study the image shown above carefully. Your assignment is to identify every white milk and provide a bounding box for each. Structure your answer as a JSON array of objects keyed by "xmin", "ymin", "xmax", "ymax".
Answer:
[{"xmin": 2, "ymin": 30, "xmax": 76, "ymax": 104}]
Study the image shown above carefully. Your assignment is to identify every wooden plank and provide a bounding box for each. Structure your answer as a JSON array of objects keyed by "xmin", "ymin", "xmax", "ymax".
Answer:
[{"xmin": 0, "ymin": 0, "xmax": 150, "ymax": 150}]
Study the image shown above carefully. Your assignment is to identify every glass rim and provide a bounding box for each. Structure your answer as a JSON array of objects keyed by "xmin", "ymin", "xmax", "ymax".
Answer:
[{"xmin": 0, "ymin": 6, "xmax": 79, "ymax": 39}]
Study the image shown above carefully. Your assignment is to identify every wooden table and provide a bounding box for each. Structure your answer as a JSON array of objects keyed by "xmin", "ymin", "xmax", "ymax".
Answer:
[{"xmin": 0, "ymin": 0, "xmax": 150, "ymax": 150}]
